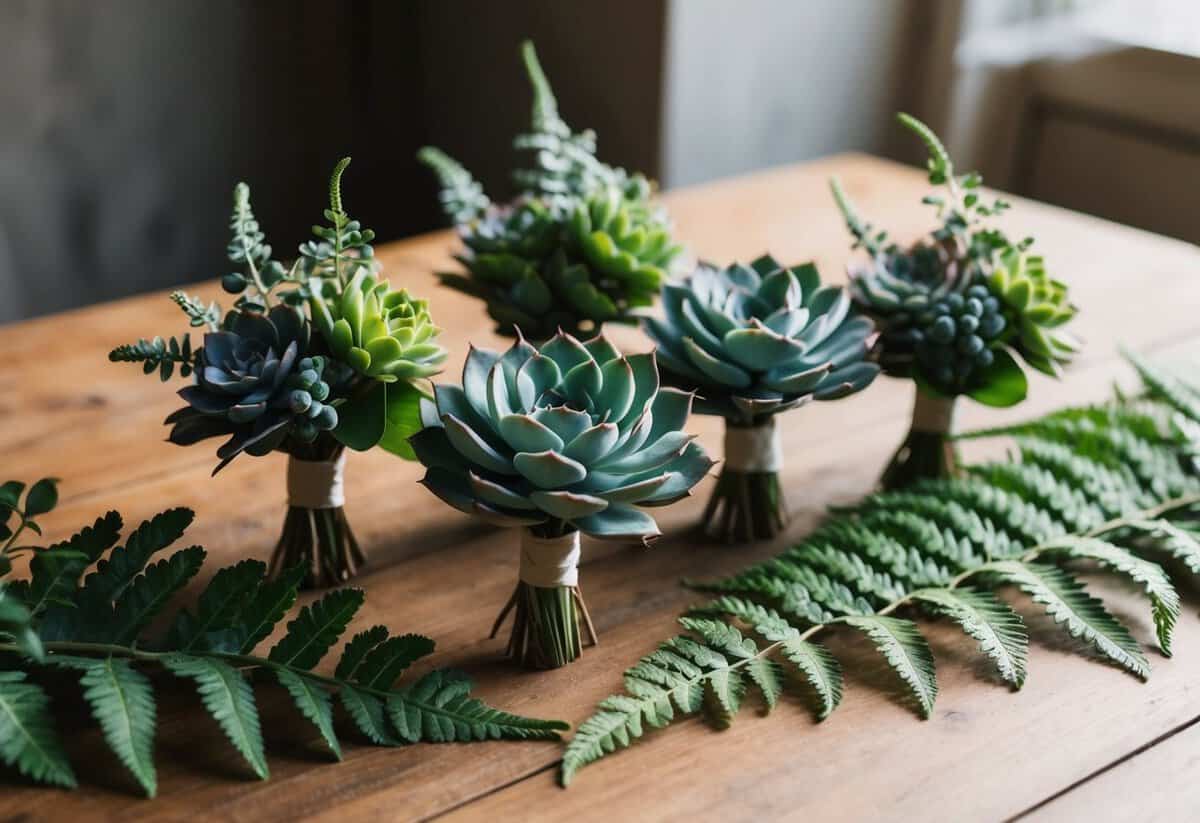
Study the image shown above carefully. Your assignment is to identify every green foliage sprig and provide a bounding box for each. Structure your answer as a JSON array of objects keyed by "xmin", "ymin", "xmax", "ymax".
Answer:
[
  {"xmin": 0, "ymin": 489, "xmax": 566, "ymax": 795},
  {"xmin": 419, "ymin": 40, "xmax": 683, "ymax": 340},
  {"xmin": 560, "ymin": 350, "xmax": 1200, "ymax": 785}
]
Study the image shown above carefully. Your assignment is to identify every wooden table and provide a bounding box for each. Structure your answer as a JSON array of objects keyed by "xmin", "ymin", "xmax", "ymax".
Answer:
[{"xmin": 3, "ymin": 154, "xmax": 1200, "ymax": 822}]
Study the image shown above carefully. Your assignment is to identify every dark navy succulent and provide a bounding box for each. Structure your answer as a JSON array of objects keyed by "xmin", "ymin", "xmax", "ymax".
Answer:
[{"xmin": 166, "ymin": 306, "xmax": 342, "ymax": 472}]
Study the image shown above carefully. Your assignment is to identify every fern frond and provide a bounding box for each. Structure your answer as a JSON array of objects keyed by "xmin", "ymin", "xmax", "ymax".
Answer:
[
  {"xmin": 1125, "ymin": 348, "xmax": 1200, "ymax": 424},
  {"xmin": 0, "ymin": 671, "xmax": 75, "ymax": 788},
  {"xmin": 1033, "ymin": 537, "xmax": 1179, "ymax": 654},
  {"xmin": 387, "ymin": 670, "xmax": 566, "ymax": 743},
  {"xmin": 842, "ymin": 615, "xmax": 938, "ymax": 718},
  {"xmin": 267, "ymin": 588, "xmax": 364, "ymax": 669},
  {"xmin": 274, "ymin": 668, "xmax": 340, "ymax": 760},
  {"xmin": 981, "ymin": 561, "xmax": 1149, "ymax": 678},
  {"xmin": 910, "ymin": 588, "xmax": 1028, "ymax": 687},
  {"xmin": 59, "ymin": 656, "xmax": 158, "ymax": 796},
  {"xmin": 778, "ymin": 638, "xmax": 843, "ymax": 720},
  {"xmin": 1116, "ymin": 519, "xmax": 1200, "ymax": 574},
  {"xmin": 339, "ymin": 686, "xmax": 400, "ymax": 746},
  {"xmin": 109, "ymin": 546, "xmax": 205, "ymax": 644},
  {"xmin": 163, "ymin": 654, "xmax": 268, "ymax": 780}
]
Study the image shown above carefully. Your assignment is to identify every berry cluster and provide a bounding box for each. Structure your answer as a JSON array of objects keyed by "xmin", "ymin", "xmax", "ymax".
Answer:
[
  {"xmin": 282, "ymin": 356, "xmax": 339, "ymax": 442},
  {"xmin": 911, "ymin": 283, "xmax": 1006, "ymax": 389}
]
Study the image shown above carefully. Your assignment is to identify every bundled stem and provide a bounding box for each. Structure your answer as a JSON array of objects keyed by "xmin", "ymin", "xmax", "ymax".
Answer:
[
  {"xmin": 880, "ymin": 388, "xmax": 959, "ymax": 490},
  {"xmin": 491, "ymin": 523, "xmax": 597, "ymax": 669},
  {"xmin": 703, "ymin": 418, "xmax": 789, "ymax": 543},
  {"xmin": 268, "ymin": 439, "xmax": 364, "ymax": 589}
]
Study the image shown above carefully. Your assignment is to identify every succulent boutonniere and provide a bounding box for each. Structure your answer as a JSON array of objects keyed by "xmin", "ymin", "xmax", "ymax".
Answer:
[
  {"xmin": 110, "ymin": 159, "xmax": 447, "ymax": 588},
  {"xmin": 418, "ymin": 40, "xmax": 683, "ymax": 342},
  {"xmin": 832, "ymin": 113, "xmax": 1081, "ymax": 489},
  {"xmin": 643, "ymin": 256, "xmax": 880, "ymax": 542},
  {"xmin": 409, "ymin": 331, "xmax": 712, "ymax": 668}
]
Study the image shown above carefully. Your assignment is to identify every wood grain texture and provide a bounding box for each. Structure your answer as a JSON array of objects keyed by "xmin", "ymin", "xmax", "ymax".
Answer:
[{"xmin": 1, "ymin": 154, "xmax": 1198, "ymax": 821}]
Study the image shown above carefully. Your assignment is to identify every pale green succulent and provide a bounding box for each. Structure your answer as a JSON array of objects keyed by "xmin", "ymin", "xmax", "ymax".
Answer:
[
  {"xmin": 309, "ymin": 270, "xmax": 447, "ymax": 382},
  {"xmin": 643, "ymin": 255, "xmax": 880, "ymax": 423},
  {"xmin": 409, "ymin": 331, "xmax": 713, "ymax": 541}
]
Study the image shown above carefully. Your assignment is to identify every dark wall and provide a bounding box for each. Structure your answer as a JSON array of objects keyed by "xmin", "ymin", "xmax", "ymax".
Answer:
[{"xmin": 0, "ymin": 0, "xmax": 667, "ymax": 322}]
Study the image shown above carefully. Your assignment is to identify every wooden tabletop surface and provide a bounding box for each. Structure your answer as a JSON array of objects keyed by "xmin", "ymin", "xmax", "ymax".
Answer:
[{"xmin": 3, "ymin": 154, "xmax": 1200, "ymax": 822}]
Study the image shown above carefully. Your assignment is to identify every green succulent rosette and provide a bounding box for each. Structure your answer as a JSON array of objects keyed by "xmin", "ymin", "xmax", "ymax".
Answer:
[
  {"xmin": 418, "ymin": 41, "xmax": 682, "ymax": 341},
  {"xmin": 832, "ymin": 113, "xmax": 1082, "ymax": 490},
  {"xmin": 111, "ymin": 159, "xmax": 447, "ymax": 588},
  {"xmin": 642, "ymin": 254, "xmax": 880, "ymax": 543},
  {"xmin": 411, "ymin": 330, "xmax": 712, "ymax": 668}
]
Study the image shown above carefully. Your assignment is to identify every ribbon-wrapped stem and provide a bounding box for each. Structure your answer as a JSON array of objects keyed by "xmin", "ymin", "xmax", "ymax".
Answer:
[
  {"xmin": 703, "ymin": 417, "xmax": 789, "ymax": 543},
  {"xmin": 492, "ymin": 525, "xmax": 596, "ymax": 670},
  {"xmin": 879, "ymin": 387, "xmax": 960, "ymax": 490},
  {"xmin": 268, "ymin": 441, "xmax": 365, "ymax": 589}
]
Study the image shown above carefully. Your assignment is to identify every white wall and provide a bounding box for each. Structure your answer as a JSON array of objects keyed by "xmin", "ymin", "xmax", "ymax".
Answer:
[{"xmin": 661, "ymin": 0, "xmax": 920, "ymax": 188}]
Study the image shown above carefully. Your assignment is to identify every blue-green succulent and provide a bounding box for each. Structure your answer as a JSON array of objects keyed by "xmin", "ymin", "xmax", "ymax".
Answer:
[
  {"xmin": 643, "ymin": 255, "xmax": 880, "ymax": 424},
  {"xmin": 410, "ymin": 331, "xmax": 713, "ymax": 541}
]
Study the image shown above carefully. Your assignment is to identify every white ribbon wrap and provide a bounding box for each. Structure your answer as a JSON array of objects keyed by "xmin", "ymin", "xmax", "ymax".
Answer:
[
  {"xmin": 519, "ymin": 530, "xmax": 581, "ymax": 588},
  {"xmin": 911, "ymin": 391, "xmax": 957, "ymax": 435},
  {"xmin": 723, "ymin": 418, "xmax": 783, "ymax": 473},
  {"xmin": 286, "ymin": 453, "xmax": 346, "ymax": 509}
]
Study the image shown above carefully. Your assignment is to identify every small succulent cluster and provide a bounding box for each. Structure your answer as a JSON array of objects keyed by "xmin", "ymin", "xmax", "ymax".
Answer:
[
  {"xmin": 411, "ymin": 332, "xmax": 712, "ymax": 539},
  {"xmin": 419, "ymin": 41, "xmax": 682, "ymax": 340},
  {"xmin": 644, "ymin": 255, "xmax": 880, "ymax": 424},
  {"xmin": 111, "ymin": 159, "xmax": 447, "ymax": 587},
  {"xmin": 835, "ymin": 113, "xmax": 1080, "ymax": 407},
  {"xmin": 112, "ymin": 159, "xmax": 445, "ymax": 473}
]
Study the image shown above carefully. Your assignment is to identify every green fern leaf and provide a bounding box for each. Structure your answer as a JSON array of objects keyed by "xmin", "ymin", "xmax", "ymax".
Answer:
[
  {"xmin": 983, "ymin": 561, "xmax": 1149, "ymax": 678},
  {"xmin": 1125, "ymin": 349, "xmax": 1200, "ymax": 424},
  {"xmin": 1035, "ymin": 537, "xmax": 1179, "ymax": 655},
  {"xmin": 26, "ymin": 511, "xmax": 123, "ymax": 615},
  {"xmin": 108, "ymin": 546, "xmax": 205, "ymax": 644},
  {"xmin": 911, "ymin": 588, "xmax": 1028, "ymax": 687},
  {"xmin": 274, "ymin": 668, "xmax": 341, "ymax": 760},
  {"xmin": 163, "ymin": 653, "xmax": 268, "ymax": 779},
  {"xmin": 352, "ymin": 633, "xmax": 435, "ymax": 690},
  {"xmin": 339, "ymin": 686, "xmax": 400, "ymax": 746},
  {"xmin": 335, "ymin": 625, "xmax": 391, "ymax": 681},
  {"xmin": 779, "ymin": 638, "xmax": 844, "ymax": 720},
  {"xmin": 1117, "ymin": 519, "xmax": 1200, "ymax": 574},
  {"xmin": 59, "ymin": 656, "xmax": 157, "ymax": 797},
  {"xmin": 0, "ymin": 671, "xmax": 75, "ymax": 788},
  {"xmin": 561, "ymin": 696, "xmax": 648, "ymax": 786},
  {"xmin": 81, "ymin": 508, "xmax": 194, "ymax": 604},
  {"xmin": 387, "ymin": 669, "xmax": 567, "ymax": 743},
  {"xmin": 236, "ymin": 564, "xmax": 305, "ymax": 653},
  {"xmin": 843, "ymin": 615, "xmax": 938, "ymax": 718},
  {"xmin": 167, "ymin": 558, "xmax": 267, "ymax": 651},
  {"xmin": 267, "ymin": 589, "xmax": 364, "ymax": 669},
  {"xmin": 703, "ymin": 667, "xmax": 745, "ymax": 728}
]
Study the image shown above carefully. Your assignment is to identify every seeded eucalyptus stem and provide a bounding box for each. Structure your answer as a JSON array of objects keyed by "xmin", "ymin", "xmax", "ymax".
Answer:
[
  {"xmin": 268, "ymin": 436, "xmax": 364, "ymax": 590},
  {"xmin": 491, "ymin": 520, "xmax": 597, "ymax": 670}
]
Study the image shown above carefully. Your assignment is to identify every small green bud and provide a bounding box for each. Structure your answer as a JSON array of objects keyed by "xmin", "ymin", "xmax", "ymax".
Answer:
[
  {"xmin": 314, "ymin": 405, "xmax": 338, "ymax": 430},
  {"xmin": 310, "ymin": 380, "xmax": 330, "ymax": 402},
  {"xmin": 222, "ymin": 272, "xmax": 247, "ymax": 293},
  {"xmin": 289, "ymin": 390, "xmax": 312, "ymax": 413}
]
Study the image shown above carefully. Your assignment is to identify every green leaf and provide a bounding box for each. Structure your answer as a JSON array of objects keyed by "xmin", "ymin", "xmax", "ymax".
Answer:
[
  {"xmin": 168, "ymin": 559, "xmax": 267, "ymax": 651},
  {"xmin": 80, "ymin": 508, "xmax": 194, "ymax": 604},
  {"xmin": 1034, "ymin": 537, "xmax": 1179, "ymax": 655},
  {"xmin": 61, "ymin": 656, "xmax": 158, "ymax": 797},
  {"xmin": 163, "ymin": 654, "xmax": 268, "ymax": 780},
  {"xmin": 24, "ymin": 478, "xmax": 59, "ymax": 518},
  {"xmin": 333, "ymin": 381, "xmax": 387, "ymax": 451},
  {"xmin": 387, "ymin": 669, "xmax": 567, "ymax": 743},
  {"xmin": 0, "ymin": 671, "xmax": 75, "ymax": 788},
  {"xmin": 376, "ymin": 380, "xmax": 426, "ymax": 461},
  {"xmin": 108, "ymin": 547, "xmax": 206, "ymax": 644},
  {"xmin": 0, "ymin": 481, "xmax": 26, "ymax": 510},
  {"xmin": 27, "ymin": 511, "xmax": 123, "ymax": 616},
  {"xmin": 352, "ymin": 633, "xmax": 435, "ymax": 690},
  {"xmin": 274, "ymin": 668, "xmax": 341, "ymax": 760},
  {"xmin": 778, "ymin": 638, "xmax": 844, "ymax": 720},
  {"xmin": 334, "ymin": 625, "xmax": 390, "ymax": 681},
  {"xmin": 237, "ymin": 564, "xmax": 306, "ymax": 654},
  {"xmin": 843, "ymin": 615, "xmax": 938, "ymax": 718},
  {"xmin": 983, "ymin": 561, "xmax": 1149, "ymax": 679},
  {"xmin": 268, "ymin": 589, "xmax": 365, "ymax": 669},
  {"xmin": 968, "ymin": 349, "xmax": 1028, "ymax": 408},
  {"xmin": 340, "ymin": 686, "xmax": 401, "ymax": 746},
  {"xmin": 911, "ymin": 587, "xmax": 1028, "ymax": 688}
]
